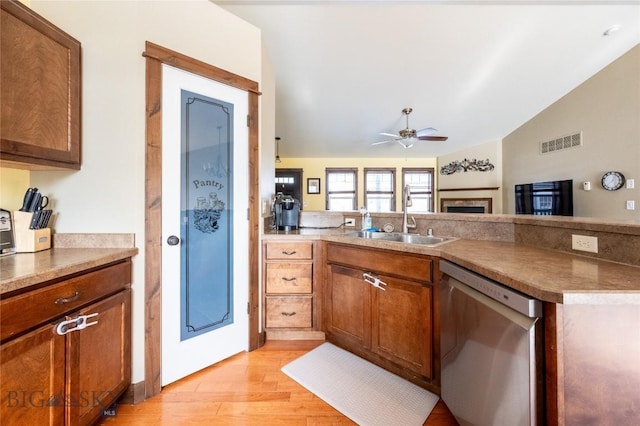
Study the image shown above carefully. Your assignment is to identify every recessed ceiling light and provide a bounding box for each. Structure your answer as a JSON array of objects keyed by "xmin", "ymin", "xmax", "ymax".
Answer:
[{"xmin": 603, "ymin": 25, "xmax": 621, "ymax": 36}]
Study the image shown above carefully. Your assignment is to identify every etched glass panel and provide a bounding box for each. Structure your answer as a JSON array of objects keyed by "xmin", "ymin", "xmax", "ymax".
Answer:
[{"xmin": 180, "ymin": 90, "xmax": 234, "ymax": 340}]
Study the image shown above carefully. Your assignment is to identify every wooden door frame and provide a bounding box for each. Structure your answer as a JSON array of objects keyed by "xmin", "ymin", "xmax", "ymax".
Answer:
[{"xmin": 143, "ymin": 41, "xmax": 261, "ymax": 398}]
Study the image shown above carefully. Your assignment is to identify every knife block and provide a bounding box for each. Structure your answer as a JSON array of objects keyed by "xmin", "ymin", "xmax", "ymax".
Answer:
[{"xmin": 12, "ymin": 211, "xmax": 51, "ymax": 253}]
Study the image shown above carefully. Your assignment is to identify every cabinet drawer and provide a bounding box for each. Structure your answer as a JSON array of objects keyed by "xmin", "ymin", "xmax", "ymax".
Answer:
[
  {"xmin": 265, "ymin": 296, "xmax": 312, "ymax": 328},
  {"xmin": 0, "ymin": 260, "xmax": 131, "ymax": 342},
  {"xmin": 266, "ymin": 263, "xmax": 312, "ymax": 294},
  {"xmin": 326, "ymin": 243, "xmax": 432, "ymax": 283},
  {"xmin": 265, "ymin": 241, "xmax": 313, "ymax": 260}
]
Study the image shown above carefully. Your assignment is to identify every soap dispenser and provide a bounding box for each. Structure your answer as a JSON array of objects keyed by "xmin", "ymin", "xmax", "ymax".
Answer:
[{"xmin": 363, "ymin": 212, "xmax": 372, "ymax": 230}]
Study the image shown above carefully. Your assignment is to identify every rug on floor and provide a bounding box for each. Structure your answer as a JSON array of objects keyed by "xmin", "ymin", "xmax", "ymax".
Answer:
[{"xmin": 281, "ymin": 342, "xmax": 439, "ymax": 426}]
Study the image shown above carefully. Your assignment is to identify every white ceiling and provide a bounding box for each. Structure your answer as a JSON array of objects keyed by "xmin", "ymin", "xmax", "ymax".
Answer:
[{"xmin": 215, "ymin": 1, "xmax": 640, "ymax": 158}]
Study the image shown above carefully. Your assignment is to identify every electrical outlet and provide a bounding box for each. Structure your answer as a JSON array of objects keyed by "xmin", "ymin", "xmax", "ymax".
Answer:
[
  {"xmin": 572, "ymin": 234, "xmax": 598, "ymax": 253},
  {"xmin": 627, "ymin": 200, "xmax": 635, "ymax": 210},
  {"xmin": 627, "ymin": 179, "xmax": 635, "ymax": 189},
  {"xmin": 344, "ymin": 218, "xmax": 356, "ymax": 227}
]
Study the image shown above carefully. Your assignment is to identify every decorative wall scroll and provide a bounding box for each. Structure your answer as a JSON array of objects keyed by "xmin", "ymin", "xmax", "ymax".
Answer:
[{"xmin": 440, "ymin": 158, "xmax": 495, "ymax": 175}]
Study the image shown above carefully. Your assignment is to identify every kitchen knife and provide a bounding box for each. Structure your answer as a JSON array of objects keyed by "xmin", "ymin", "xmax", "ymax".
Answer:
[
  {"xmin": 19, "ymin": 188, "xmax": 36, "ymax": 211},
  {"xmin": 41, "ymin": 210, "xmax": 53, "ymax": 228},
  {"xmin": 27, "ymin": 192, "xmax": 41, "ymax": 212},
  {"xmin": 36, "ymin": 209, "xmax": 46, "ymax": 229},
  {"xmin": 29, "ymin": 210, "xmax": 41, "ymax": 229}
]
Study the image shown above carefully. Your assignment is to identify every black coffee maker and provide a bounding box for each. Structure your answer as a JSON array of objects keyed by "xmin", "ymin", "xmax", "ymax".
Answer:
[{"xmin": 273, "ymin": 194, "xmax": 300, "ymax": 231}]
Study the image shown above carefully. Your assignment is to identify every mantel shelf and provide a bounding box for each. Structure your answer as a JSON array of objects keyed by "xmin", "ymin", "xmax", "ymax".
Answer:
[{"xmin": 438, "ymin": 187, "xmax": 500, "ymax": 192}]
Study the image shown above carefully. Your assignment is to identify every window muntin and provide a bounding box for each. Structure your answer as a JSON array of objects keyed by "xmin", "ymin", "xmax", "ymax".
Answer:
[
  {"xmin": 365, "ymin": 168, "xmax": 395, "ymax": 212},
  {"xmin": 402, "ymin": 168, "xmax": 434, "ymax": 213},
  {"xmin": 325, "ymin": 168, "xmax": 357, "ymax": 211}
]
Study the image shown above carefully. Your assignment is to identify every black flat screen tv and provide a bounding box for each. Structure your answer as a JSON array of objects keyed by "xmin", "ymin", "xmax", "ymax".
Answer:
[{"xmin": 515, "ymin": 179, "xmax": 573, "ymax": 216}]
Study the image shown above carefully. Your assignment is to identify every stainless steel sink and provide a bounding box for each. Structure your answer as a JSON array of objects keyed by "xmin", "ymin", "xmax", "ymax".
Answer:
[{"xmin": 345, "ymin": 231, "xmax": 455, "ymax": 246}]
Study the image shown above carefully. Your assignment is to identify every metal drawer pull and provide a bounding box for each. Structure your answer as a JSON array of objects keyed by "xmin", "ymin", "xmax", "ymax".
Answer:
[
  {"xmin": 281, "ymin": 311, "xmax": 297, "ymax": 317},
  {"xmin": 55, "ymin": 291, "xmax": 81, "ymax": 305},
  {"xmin": 282, "ymin": 250, "xmax": 297, "ymax": 255},
  {"xmin": 281, "ymin": 277, "xmax": 297, "ymax": 282},
  {"xmin": 363, "ymin": 272, "xmax": 387, "ymax": 291}
]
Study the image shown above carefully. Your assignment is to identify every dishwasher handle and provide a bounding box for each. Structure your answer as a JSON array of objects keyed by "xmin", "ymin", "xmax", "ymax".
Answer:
[
  {"xmin": 446, "ymin": 277, "xmax": 539, "ymax": 331},
  {"xmin": 440, "ymin": 260, "xmax": 542, "ymax": 318}
]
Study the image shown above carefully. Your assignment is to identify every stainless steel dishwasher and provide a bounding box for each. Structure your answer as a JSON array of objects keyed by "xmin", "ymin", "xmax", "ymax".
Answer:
[{"xmin": 439, "ymin": 260, "xmax": 544, "ymax": 426}]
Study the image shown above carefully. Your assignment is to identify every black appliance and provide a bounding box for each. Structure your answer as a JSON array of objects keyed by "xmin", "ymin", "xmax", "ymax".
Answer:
[
  {"xmin": 0, "ymin": 209, "xmax": 15, "ymax": 255},
  {"xmin": 515, "ymin": 179, "xmax": 573, "ymax": 216},
  {"xmin": 273, "ymin": 194, "xmax": 300, "ymax": 231}
]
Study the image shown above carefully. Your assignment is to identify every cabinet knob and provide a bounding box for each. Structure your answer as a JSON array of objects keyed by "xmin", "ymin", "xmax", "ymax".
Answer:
[{"xmin": 167, "ymin": 235, "xmax": 180, "ymax": 246}]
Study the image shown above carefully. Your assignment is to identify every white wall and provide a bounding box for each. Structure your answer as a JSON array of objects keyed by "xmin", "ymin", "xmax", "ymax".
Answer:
[
  {"xmin": 502, "ymin": 45, "xmax": 639, "ymax": 219},
  {"xmin": 29, "ymin": 0, "xmax": 262, "ymax": 384},
  {"xmin": 437, "ymin": 140, "xmax": 503, "ymax": 213}
]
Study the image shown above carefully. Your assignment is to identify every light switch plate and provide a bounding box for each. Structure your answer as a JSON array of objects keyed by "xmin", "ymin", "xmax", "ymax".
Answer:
[
  {"xmin": 626, "ymin": 200, "xmax": 635, "ymax": 210},
  {"xmin": 627, "ymin": 179, "xmax": 635, "ymax": 189}
]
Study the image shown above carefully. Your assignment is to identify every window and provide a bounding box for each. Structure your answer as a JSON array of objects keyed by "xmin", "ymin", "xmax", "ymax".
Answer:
[
  {"xmin": 325, "ymin": 168, "xmax": 357, "ymax": 211},
  {"xmin": 364, "ymin": 168, "xmax": 396, "ymax": 212},
  {"xmin": 402, "ymin": 168, "xmax": 434, "ymax": 213}
]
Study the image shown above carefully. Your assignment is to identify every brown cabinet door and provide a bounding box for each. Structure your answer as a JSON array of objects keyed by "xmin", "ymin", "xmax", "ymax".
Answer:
[
  {"xmin": 0, "ymin": 1, "xmax": 81, "ymax": 170},
  {"xmin": 371, "ymin": 274, "xmax": 433, "ymax": 379},
  {"xmin": 65, "ymin": 290, "xmax": 131, "ymax": 426},
  {"xmin": 325, "ymin": 264, "xmax": 371, "ymax": 349},
  {"xmin": 0, "ymin": 323, "xmax": 66, "ymax": 426}
]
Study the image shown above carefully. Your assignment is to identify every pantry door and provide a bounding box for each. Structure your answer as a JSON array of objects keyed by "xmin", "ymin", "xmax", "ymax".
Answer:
[{"xmin": 160, "ymin": 64, "xmax": 248, "ymax": 386}]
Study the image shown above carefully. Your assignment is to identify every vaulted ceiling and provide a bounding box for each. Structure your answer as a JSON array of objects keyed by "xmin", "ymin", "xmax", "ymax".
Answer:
[{"xmin": 215, "ymin": 1, "xmax": 640, "ymax": 158}]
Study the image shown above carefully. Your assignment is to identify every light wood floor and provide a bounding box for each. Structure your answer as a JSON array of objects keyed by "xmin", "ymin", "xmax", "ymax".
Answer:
[{"xmin": 101, "ymin": 340, "xmax": 458, "ymax": 425}]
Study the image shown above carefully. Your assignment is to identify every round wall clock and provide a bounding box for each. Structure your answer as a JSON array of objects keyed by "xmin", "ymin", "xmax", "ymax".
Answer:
[{"xmin": 601, "ymin": 171, "xmax": 625, "ymax": 191}]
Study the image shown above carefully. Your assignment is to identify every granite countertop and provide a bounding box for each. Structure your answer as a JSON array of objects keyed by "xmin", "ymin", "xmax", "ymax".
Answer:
[
  {"xmin": 265, "ymin": 229, "xmax": 640, "ymax": 304},
  {"xmin": 438, "ymin": 240, "xmax": 640, "ymax": 304},
  {"xmin": 262, "ymin": 227, "xmax": 347, "ymax": 240},
  {"xmin": 0, "ymin": 233, "xmax": 138, "ymax": 296}
]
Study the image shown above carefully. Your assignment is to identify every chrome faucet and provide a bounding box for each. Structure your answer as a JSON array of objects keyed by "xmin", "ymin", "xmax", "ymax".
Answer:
[{"xmin": 402, "ymin": 184, "xmax": 417, "ymax": 233}]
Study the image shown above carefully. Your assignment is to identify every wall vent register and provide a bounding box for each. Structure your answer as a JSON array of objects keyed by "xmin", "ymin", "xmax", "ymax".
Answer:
[{"xmin": 539, "ymin": 132, "xmax": 582, "ymax": 154}]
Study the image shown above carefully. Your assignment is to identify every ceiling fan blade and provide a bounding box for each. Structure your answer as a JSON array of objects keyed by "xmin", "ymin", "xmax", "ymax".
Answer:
[
  {"xmin": 371, "ymin": 139, "xmax": 398, "ymax": 146},
  {"xmin": 379, "ymin": 132, "xmax": 400, "ymax": 138},
  {"xmin": 418, "ymin": 135, "xmax": 448, "ymax": 141},
  {"xmin": 416, "ymin": 127, "xmax": 437, "ymax": 136}
]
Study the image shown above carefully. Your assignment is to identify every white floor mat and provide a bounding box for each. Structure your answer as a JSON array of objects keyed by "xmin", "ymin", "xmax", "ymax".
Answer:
[{"xmin": 281, "ymin": 342, "xmax": 439, "ymax": 425}]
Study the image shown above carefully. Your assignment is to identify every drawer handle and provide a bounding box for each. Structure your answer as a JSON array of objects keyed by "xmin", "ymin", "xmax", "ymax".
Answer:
[
  {"xmin": 281, "ymin": 277, "xmax": 297, "ymax": 282},
  {"xmin": 55, "ymin": 291, "xmax": 81, "ymax": 305},
  {"xmin": 281, "ymin": 311, "xmax": 297, "ymax": 317},
  {"xmin": 281, "ymin": 250, "xmax": 297, "ymax": 256}
]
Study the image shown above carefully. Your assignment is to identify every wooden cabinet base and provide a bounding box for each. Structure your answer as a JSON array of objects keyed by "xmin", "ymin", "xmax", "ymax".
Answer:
[
  {"xmin": 0, "ymin": 260, "xmax": 132, "ymax": 426},
  {"xmin": 324, "ymin": 242, "xmax": 437, "ymax": 393}
]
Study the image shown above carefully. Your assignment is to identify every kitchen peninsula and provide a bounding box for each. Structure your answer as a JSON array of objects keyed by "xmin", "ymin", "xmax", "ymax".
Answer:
[{"xmin": 263, "ymin": 212, "xmax": 640, "ymax": 425}]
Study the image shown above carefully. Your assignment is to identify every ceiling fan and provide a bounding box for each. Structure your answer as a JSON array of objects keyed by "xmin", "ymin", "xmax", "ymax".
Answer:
[{"xmin": 372, "ymin": 107, "xmax": 448, "ymax": 149}]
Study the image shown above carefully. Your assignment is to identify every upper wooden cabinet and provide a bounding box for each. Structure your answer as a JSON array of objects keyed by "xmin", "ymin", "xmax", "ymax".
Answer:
[{"xmin": 1, "ymin": 0, "xmax": 81, "ymax": 170}]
